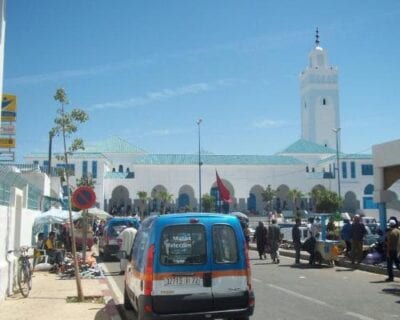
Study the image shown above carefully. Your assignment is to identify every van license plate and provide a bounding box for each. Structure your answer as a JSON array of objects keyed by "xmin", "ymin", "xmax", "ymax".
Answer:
[{"xmin": 164, "ymin": 276, "xmax": 201, "ymax": 286}]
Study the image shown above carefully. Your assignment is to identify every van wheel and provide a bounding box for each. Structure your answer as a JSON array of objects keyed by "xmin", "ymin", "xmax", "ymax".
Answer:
[{"xmin": 124, "ymin": 287, "xmax": 133, "ymax": 310}]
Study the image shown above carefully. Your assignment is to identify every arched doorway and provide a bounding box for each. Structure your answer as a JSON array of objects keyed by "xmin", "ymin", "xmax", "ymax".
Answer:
[
  {"xmin": 178, "ymin": 185, "xmax": 195, "ymax": 211},
  {"xmin": 342, "ymin": 191, "xmax": 359, "ymax": 214},
  {"xmin": 248, "ymin": 185, "xmax": 264, "ymax": 214},
  {"xmin": 363, "ymin": 184, "xmax": 378, "ymax": 209},
  {"xmin": 151, "ymin": 185, "xmax": 168, "ymax": 212},
  {"xmin": 110, "ymin": 185, "xmax": 130, "ymax": 215},
  {"xmin": 276, "ymin": 184, "xmax": 290, "ymax": 213},
  {"xmin": 210, "ymin": 179, "xmax": 235, "ymax": 213}
]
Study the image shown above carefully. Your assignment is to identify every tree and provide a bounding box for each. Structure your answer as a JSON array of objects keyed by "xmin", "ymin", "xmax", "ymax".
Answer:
[
  {"xmin": 157, "ymin": 190, "xmax": 173, "ymax": 214},
  {"xmin": 137, "ymin": 191, "xmax": 149, "ymax": 219},
  {"xmin": 76, "ymin": 174, "xmax": 95, "ymax": 189},
  {"xmin": 261, "ymin": 185, "xmax": 276, "ymax": 213},
  {"xmin": 309, "ymin": 189, "xmax": 341, "ymax": 213},
  {"xmin": 287, "ymin": 188, "xmax": 304, "ymax": 219},
  {"xmin": 202, "ymin": 194, "xmax": 215, "ymax": 212},
  {"xmin": 52, "ymin": 88, "xmax": 88, "ymax": 302}
]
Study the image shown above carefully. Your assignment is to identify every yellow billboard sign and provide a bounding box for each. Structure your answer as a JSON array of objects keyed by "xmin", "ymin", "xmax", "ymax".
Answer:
[
  {"xmin": 0, "ymin": 137, "xmax": 16, "ymax": 148},
  {"xmin": 1, "ymin": 94, "xmax": 17, "ymax": 122}
]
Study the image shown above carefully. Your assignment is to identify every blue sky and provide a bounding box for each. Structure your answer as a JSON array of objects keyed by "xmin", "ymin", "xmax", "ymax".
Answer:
[{"xmin": 4, "ymin": 1, "xmax": 400, "ymax": 161}]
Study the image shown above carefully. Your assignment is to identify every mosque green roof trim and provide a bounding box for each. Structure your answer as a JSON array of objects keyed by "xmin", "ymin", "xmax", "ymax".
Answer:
[
  {"xmin": 84, "ymin": 136, "xmax": 147, "ymax": 154},
  {"xmin": 317, "ymin": 153, "xmax": 372, "ymax": 165},
  {"xmin": 279, "ymin": 139, "xmax": 336, "ymax": 154},
  {"xmin": 132, "ymin": 154, "xmax": 305, "ymax": 165},
  {"xmin": 25, "ymin": 152, "xmax": 106, "ymax": 159}
]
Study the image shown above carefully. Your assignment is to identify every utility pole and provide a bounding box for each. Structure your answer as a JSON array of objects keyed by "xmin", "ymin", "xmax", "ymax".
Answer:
[
  {"xmin": 197, "ymin": 119, "xmax": 202, "ymax": 212},
  {"xmin": 332, "ymin": 128, "xmax": 341, "ymax": 199}
]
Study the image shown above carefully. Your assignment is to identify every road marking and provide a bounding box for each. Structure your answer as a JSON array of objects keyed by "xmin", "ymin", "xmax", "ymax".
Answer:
[
  {"xmin": 267, "ymin": 283, "xmax": 377, "ymax": 320},
  {"xmin": 252, "ymin": 278, "xmax": 262, "ymax": 283},
  {"xmin": 101, "ymin": 263, "xmax": 124, "ymax": 304},
  {"xmin": 267, "ymin": 283, "xmax": 332, "ymax": 308},
  {"xmin": 345, "ymin": 312, "xmax": 377, "ymax": 320}
]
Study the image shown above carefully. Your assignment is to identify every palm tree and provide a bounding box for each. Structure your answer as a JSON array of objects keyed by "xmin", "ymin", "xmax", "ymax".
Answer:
[
  {"xmin": 157, "ymin": 190, "xmax": 173, "ymax": 214},
  {"xmin": 137, "ymin": 191, "xmax": 148, "ymax": 219},
  {"xmin": 261, "ymin": 185, "xmax": 276, "ymax": 213},
  {"xmin": 202, "ymin": 194, "xmax": 215, "ymax": 212},
  {"xmin": 287, "ymin": 188, "xmax": 304, "ymax": 219}
]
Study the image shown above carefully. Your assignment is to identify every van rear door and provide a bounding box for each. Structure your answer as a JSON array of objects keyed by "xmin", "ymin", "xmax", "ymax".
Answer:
[
  {"xmin": 152, "ymin": 223, "xmax": 213, "ymax": 314},
  {"xmin": 211, "ymin": 224, "xmax": 250, "ymax": 311}
]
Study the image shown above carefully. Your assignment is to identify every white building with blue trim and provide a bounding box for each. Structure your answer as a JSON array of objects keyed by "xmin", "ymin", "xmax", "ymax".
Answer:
[{"xmin": 24, "ymin": 32, "xmax": 400, "ymax": 218}]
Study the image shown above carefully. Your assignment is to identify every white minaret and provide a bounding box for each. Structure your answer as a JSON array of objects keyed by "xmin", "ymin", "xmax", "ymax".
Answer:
[{"xmin": 299, "ymin": 28, "xmax": 340, "ymax": 149}]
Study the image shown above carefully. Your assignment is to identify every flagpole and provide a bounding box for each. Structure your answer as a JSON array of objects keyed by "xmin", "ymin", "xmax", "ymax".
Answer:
[{"xmin": 197, "ymin": 119, "xmax": 202, "ymax": 212}]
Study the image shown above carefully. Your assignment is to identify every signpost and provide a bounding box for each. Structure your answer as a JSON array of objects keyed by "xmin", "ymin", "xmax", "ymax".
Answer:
[
  {"xmin": 72, "ymin": 186, "xmax": 96, "ymax": 210},
  {"xmin": 72, "ymin": 186, "xmax": 96, "ymax": 262}
]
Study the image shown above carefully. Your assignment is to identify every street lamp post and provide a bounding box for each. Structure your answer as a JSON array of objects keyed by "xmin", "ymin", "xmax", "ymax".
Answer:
[
  {"xmin": 332, "ymin": 128, "xmax": 341, "ymax": 199},
  {"xmin": 197, "ymin": 119, "xmax": 202, "ymax": 212}
]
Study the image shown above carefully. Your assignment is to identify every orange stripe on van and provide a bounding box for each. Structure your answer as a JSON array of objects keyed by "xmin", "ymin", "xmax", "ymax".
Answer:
[
  {"xmin": 211, "ymin": 269, "xmax": 247, "ymax": 278},
  {"xmin": 132, "ymin": 269, "xmax": 247, "ymax": 281}
]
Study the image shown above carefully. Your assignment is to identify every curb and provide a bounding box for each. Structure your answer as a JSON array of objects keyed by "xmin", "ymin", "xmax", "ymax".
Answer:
[
  {"xmin": 250, "ymin": 245, "xmax": 400, "ymax": 277},
  {"xmin": 99, "ymin": 278, "xmax": 122, "ymax": 320}
]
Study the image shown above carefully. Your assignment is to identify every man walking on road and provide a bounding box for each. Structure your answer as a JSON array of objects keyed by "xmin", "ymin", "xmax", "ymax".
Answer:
[
  {"xmin": 268, "ymin": 218, "xmax": 281, "ymax": 264},
  {"xmin": 350, "ymin": 214, "xmax": 367, "ymax": 264},
  {"xmin": 118, "ymin": 222, "xmax": 137, "ymax": 274},
  {"xmin": 385, "ymin": 219, "xmax": 400, "ymax": 282},
  {"xmin": 292, "ymin": 218, "xmax": 302, "ymax": 264}
]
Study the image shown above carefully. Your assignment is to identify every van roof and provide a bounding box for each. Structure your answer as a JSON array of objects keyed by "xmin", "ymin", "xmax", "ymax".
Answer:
[{"xmin": 150, "ymin": 212, "xmax": 240, "ymax": 224}]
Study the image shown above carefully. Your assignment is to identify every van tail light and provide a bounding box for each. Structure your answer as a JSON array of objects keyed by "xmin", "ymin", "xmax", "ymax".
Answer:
[{"xmin": 144, "ymin": 244, "xmax": 154, "ymax": 296}]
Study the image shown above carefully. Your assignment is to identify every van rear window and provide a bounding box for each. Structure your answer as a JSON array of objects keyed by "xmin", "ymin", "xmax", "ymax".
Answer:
[
  {"xmin": 161, "ymin": 225, "xmax": 206, "ymax": 265},
  {"xmin": 212, "ymin": 225, "xmax": 238, "ymax": 264}
]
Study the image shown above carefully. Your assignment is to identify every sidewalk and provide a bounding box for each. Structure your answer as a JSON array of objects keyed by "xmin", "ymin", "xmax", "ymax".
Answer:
[{"xmin": 0, "ymin": 271, "xmax": 121, "ymax": 320}]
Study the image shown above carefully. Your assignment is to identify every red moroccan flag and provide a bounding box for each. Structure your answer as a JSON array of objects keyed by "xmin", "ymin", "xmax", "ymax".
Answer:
[{"xmin": 216, "ymin": 171, "xmax": 232, "ymax": 203}]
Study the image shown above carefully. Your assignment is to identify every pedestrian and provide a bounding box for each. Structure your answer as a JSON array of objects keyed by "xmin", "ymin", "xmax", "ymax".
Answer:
[
  {"xmin": 44, "ymin": 231, "xmax": 64, "ymax": 268},
  {"xmin": 292, "ymin": 218, "xmax": 302, "ymax": 264},
  {"xmin": 118, "ymin": 222, "xmax": 138, "ymax": 274},
  {"xmin": 305, "ymin": 217, "xmax": 319, "ymax": 265},
  {"xmin": 385, "ymin": 219, "xmax": 400, "ymax": 282},
  {"xmin": 350, "ymin": 214, "xmax": 367, "ymax": 264},
  {"xmin": 253, "ymin": 221, "xmax": 268, "ymax": 260},
  {"xmin": 268, "ymin": 218, "xmax": 281, "ymax": 264},
  {"xmin": 243, "ymin": 223, "xmax": 251, "ymax": 247},
  {"xmin": 326, "ymin": 217, "xmax": 336, "ymax": 240},
  {"xmin": 340, "ymin": 218, "xmax": 352, "ymax": 257}
]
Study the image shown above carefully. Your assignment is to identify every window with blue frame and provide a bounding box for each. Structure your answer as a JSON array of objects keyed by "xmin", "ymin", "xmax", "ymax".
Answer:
[
  {"xmin": 361, "ymin": 164, "xmax": 373, "ymax": 175},
  {"xmin": 82, "ymin": 161, "xmax": 88, "ymax": 177},
  {"xmin": 350, "ymin": 161, "xmax": 356, "ymax": 178},
  {"xmin": 342, "ymin": 161, "xmax": 347, "ymax": 179},
  {"xmin": 247, "ymin": 193, "xmax": 256, "ymax": 212},
  {"xmin": 178, "ymin": 193, "xmax": 189, "ymax": 209},
  {"xmin": 333, "ymin": 163, "xmax": 336, "ymax": 178},
  {"xmin": 363, "ymin": 184, "xmax": 378, "ymax": 209},
  {"xmin": 56, "ymin": 163, "xmax": 75, "ymax": 176},
  {"xmin": 92, "ymin": 161, "xmax": 97, "ymax": 179}
]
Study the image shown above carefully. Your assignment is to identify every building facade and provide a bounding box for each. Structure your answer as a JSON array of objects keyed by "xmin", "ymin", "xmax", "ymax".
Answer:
[{"xmin": 24, "ymin": 33, "xmax": 400, "ymax": 219}]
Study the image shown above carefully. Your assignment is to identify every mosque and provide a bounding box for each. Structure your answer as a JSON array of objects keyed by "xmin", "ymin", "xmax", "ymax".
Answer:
[{"xmin": 25, "ymin": 31, "xmax": 399, "ymax": 217}]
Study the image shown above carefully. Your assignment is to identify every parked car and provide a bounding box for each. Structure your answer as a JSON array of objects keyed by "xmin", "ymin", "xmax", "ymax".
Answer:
[
  {"xmin": 98, "ymin": 217, "xmax": 140, "ymax": 260},
  {"xmin": 124, "ymin": 212, "xmax": 255, "ymax": 320}
]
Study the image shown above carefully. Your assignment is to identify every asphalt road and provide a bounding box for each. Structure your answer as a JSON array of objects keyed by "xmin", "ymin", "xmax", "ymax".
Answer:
[{"xmin": 101, "ymin": 251, "xmax": 400, "ymax": 320}]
